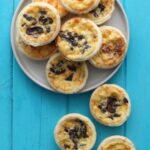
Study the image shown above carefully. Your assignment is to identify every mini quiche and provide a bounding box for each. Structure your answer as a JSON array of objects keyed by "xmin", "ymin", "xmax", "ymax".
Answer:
[
  {"xmin": 45, "ymin": 53, "xmax": 88, "ymax": 94},
  {"xmin": 90, "ymin": 26, "xmax": 127, "ymax": 69},
  {"xmin": 90, "ymin": 84, "xmax": 131, "ymax": 126},
  {"xmin": 16, "ymin": 35, "xmax": 57, "ymax": 60},
  {"xmin": 32, "ymin": 0, "xmax": 68, "ymax": 17},
  {"xmin": 55, "ymin": 113, "xmax": 96, "ymax": 150},
  {"xmin": 17, "ymin": 2, "xmax": 60, "ymax": 47},
  {"xmin": 83, "ymin": 0, "xmax": 115, "ymax": 25},
  {"xmin": 57, "ymin": 17, "xmax": 102, "ymax": 62},
  {"xmin": 98, "ymin": 136, "xmax": 136, "ymax": 150},
  {"xmin": 59, "ymin": 0, "xmax": 100, "ymax": 14}
]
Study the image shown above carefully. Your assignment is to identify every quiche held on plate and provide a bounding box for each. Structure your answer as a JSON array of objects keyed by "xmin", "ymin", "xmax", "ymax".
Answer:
[
  {"xmin": 46, "ymin": 53, "xmax": 88, "ymax": 94},
  {"xmin": 84, "ymin": 0, "xmax": 115, "ymax": 25},
  {"xmin": 57, "ymin": 17, "xmax": 102, "ymax": 61},
  {"xmin": 90, "ymin": 26, "xmax": 127, "ymax": 69},
  {"xmin": 16, "ymin": 35, "xmax": 57, "ymax": 60},
  {"xmin": 17, "ymin": 2, "xmax": 61, "ymax": 47},
  {"xmin": 59, "ymin": 0, "xmax": 100, "ymax": 14},
  {"xmin": 32, "ymin": 0, "xmax": 68, "ymax": 17}
]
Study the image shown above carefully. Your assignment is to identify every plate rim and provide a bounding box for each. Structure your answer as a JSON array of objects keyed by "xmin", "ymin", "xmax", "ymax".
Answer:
[{"xmin": 11, "ymin": 0, "xmax": 130, "ymax": 94}]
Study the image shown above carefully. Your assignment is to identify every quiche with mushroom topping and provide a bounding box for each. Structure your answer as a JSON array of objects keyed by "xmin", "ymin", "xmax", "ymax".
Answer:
[
  {"xmin": 17, "ymin": 2, "xmax": 60, "ymax": 47},
  {"xmin": 98, "ymin": 136, "xmax": 136, "ymax": 150},
  {"xmin": 57, "ymin": 17, "xmax": 102, "ymax": 61},
  {"xmin": 45, "ymin": 53, "xmax": 88, "ymax": 94},
  {"xmin": 59, "ymin": 0, "xmax": 100, "ymax": 14},
  {"xmin": 32, "ymin": 0, "xmax": 68, "ymax": 17},
  {"xmin": 84, "ymin": 0, "xmax": 115, "ymax": 25},
  {"xmin": 90, "ymin": 84, "xmax": 131, "ymax": 126},
  {"xmin": 55, "ymin": 113, "xmax": 96, "ymax": 150},
  {"xmin": 90, "ymin": 26, "xmax": 127, "ymax": 69},
  {"xmin": 16, "ymin": 35, "xmax": 57, "ymax": 60}
]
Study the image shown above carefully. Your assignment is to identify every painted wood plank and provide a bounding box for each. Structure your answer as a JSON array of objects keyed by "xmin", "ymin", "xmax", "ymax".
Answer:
[
  {"xmin": 68, "ymin": 0, "xmax": 127, "ymax": 149},
  {"xmin": 39, "ymin": 91, "xmax": 67, "ymax": 150},
  {"xmin": 68, "ymin": 1, "xmax": 127, "ymax": 148},
  {"xmin": 125, "ymin": 0, "xmax": 150, "ymax": 149},
  {"xmin": 12, "ymin": 0, "xmax": 45, "ymax": 150},
  {"xmin": 0, "ymin": 0, "xmax": 14, "ymax": 150},
  {"xmin": 68, "ymin": 66, "xmax": 127, "ymax": 149},
  {"xmin": 12, "ymin": 65, "xmax": 43, "ymax": 150},
  {"xmin": 12, "ymin": 1, "xmax": 68, "ymax": 150}
]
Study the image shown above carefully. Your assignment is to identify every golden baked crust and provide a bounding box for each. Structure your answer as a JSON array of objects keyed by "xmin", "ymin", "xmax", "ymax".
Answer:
[
  {"xmin": 17, "ymin": 2, "xmax": 60, "ymax": 47},
  {"xmin": 57, "ymin": 17, "xmax": 102, "ymax": 61},
  {"xmin": 90, "ymin": 26, "xmax": 127, "ymax": 69},
  {"xmin": 59, "ymin": 0, "xmax": 99, "ymax": 14},
  {"xmin": 90, "ymin": 84, "xmax": 131, "ymax": 126},
  {"xmin": 84, "ymin": 0, "xmax": 115, "ymax": 25},
  {"xmin": 17, "ymin": 35, "xmax": 57, "ymax": 60},
  {"xmin": 46, "ymin": 53, "xmax": 88, "ymax": 93},
  {"xmin": 55, "ymin": 114, "xmax": 96, "ymax": 150},
  {"xmin": 98, "ymin": 136, "xmax": 136, "ymax": 150},
  {"xmin": 32, "ymin": 0, "xmax": 68, "ymax": 17}
]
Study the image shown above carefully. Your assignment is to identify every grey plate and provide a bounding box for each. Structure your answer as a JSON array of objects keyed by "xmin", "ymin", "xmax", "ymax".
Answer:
[{"xmin": 11, "ymin": 0, "xmax": 129, "ymax": 93}]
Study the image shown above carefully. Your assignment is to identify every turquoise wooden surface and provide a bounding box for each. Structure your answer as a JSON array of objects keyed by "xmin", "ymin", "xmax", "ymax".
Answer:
[{"xmin": 0, "ymin": 0, "xmax": 149, "ymax": 149}]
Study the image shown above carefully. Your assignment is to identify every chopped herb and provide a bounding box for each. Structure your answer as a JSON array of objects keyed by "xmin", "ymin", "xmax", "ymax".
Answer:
[{"xmin": 65, "ymin": 74, "xmax": 74, "ymax": 81}]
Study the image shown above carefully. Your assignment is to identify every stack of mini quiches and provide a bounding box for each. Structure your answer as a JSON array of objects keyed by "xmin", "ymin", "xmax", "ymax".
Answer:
[{"xmin": 16, "ymin": 0, "xmax": 128, "ymax": 94}]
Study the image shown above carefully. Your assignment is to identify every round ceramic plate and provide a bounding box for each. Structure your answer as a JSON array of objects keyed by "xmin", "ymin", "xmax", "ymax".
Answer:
[{"xmin": 11, "ymin": 0, "xmax": 129, "ymax": 93}]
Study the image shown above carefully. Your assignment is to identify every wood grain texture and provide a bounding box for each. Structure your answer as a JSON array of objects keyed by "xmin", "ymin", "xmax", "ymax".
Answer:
[
  {"xmin": 125, "ymin": 0, "xmax": 150, "ymax": 149},
  {"xmin": 12, "ymin": 1, "xmax": 67, "ymax": 150},
  {"xmin": 0, "ymin": 0, "xmax": 149, "ymax": 149},
  {"xmin": 0, "ymin": 0, "xmax": 14, "ymax": 150}
]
